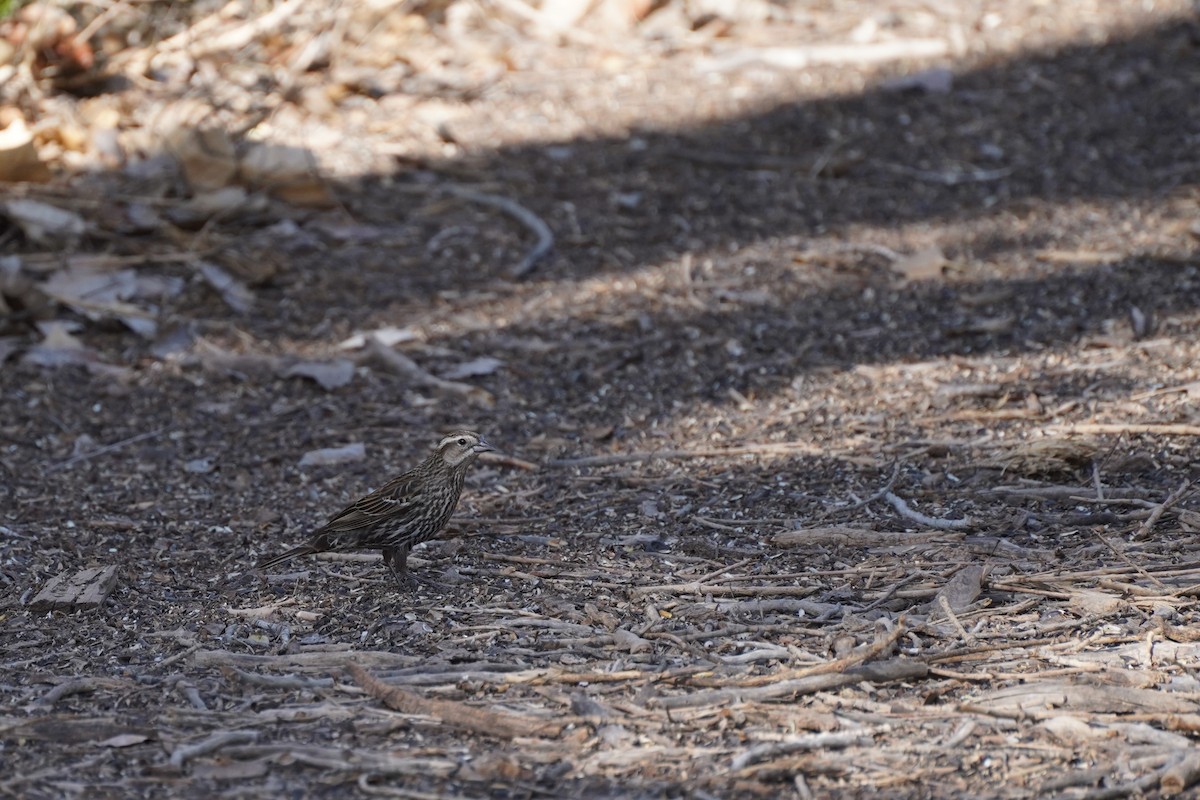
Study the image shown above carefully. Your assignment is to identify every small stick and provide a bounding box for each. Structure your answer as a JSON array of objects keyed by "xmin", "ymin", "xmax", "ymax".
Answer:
[
  {"xmin": 884, "ymin": 492, "xmax": 972, "ymax": 530},
  {"xmin": 548, "ymin": 441, "xmax": 819, "ymax": 468},
  {"xmin": 730, "ymin": 621, "xmax": 906, "ymax": 688},
  {"xmin": 366, "ymin": 336, "xmax": 494, "ymax": 407},
  {"xmin": 440, "ymin": 186, "xmax": 553, "ymax": 277},
  {"xmin": 48, "ymin": 427, "xmax": 170, "ymax": 471},
  {"xmin": 1132, "ymin": 480, "xmax": 1194, "ymax": 541},
  {"xmin": 169, "ymin": 730, "xmax": 260, "ymax": 768},
  {"xmin": 1090, "ymin": 528, "xmax": 1164, "ymax": 589},
  {"xmin": 478, "ymin": 452, "xmax": 539, "ymax": 471},
  {"xmin": 227, "ymin": 667, "xmax": 334, "ymax": 690},
  {"xmin": 1050, "ymin": 423, "xmax": 1200, "ymax": 437},
  {"xmin": 146, "ymin": 641, "xmax": 204, "ymax": 672},
  {"xmin": 1160, "ymin": 751, "xmax": 1200, "ymax": 795},
  {"xmin": 839, "ymin": 461, "xmax": 903, "ymax": 513},
  {"xmin": 937, "ymin": 595, "xmax": 976, "ymax": 644},
  {"xmin": 346, "ymin": 662, "xmax": 561, "ymax": 739},
  {"xmin": 36, "ymin": 678, "xmax": 108, "ymax": 707},
  {"xmin": 730, "ymin": 729, "xmax": 877, "ymax": 770}
]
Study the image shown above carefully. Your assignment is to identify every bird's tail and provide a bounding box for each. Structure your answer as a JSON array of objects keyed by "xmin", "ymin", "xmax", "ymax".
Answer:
[{"xmin": 257, "ymin": 544, "xmax": 318, "ymax": 570}]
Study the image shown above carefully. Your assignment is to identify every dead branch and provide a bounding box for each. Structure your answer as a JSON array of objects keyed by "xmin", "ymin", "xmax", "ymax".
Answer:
[
  {"xmin": 193, "ymin": 649, "xmax": 419, "ymax": 671},
  {"xmin": 723, "ymin": 622, "xmax": 906, "ymax": 689},
  {"xmin": 169, "ymin": 730, "xmax": 260, "ymax": 769},
  {"xmin": 220, "ymin": 743, "xmax": 458, "ymax": 777},
  {"xmin": 1161, "ymin": 752, "xmax": 1200, "ymax": 794},
  {"xmin": 346, "ymin": 662, "xmax": 563, "ymax": 739},
  {"xmin": 937, "ymin": 595, "xmax": 976, "ymax": 644},
  {"xmin": 1076, "ymin": 752, "xmax": 1189, "ymax": 800},
  {"xmin": 440, "ymin": 185, "xmax": 553, "ymax": 278},
  {"xmin": 1132, "ymin": 480, "xmax": 1194, "ymax": 541},
  {"xmin": 775, "ymin": 527, "xmax": 959, "ymax": 547},
  {"xmin": 730, "ymin": 729, "xmax": 879, "ymax": 771},
  {"xmin": 548, "ymin": 440, "xmax": 820, "ymax": 468},
  {"xmin": 48, "ymin": 428, "xmax": 169, "ymax": 471},
  {"xmin": 1050, "ymin": 423, "xmax": 1200, "ymax": 437},
  {"xmin": 35, "ymin": 677, "xmax": 124, "ymax": 708},
  {"xmin": 145, "ymin": 641, "xmax": 203, "ymax": 673},
  {"xmin": 884, "ymin": 492, "xmax": 972, "ymax": 530},
  {"xmin": 366, "ymin": 335, "xmax": 495, "ymax": 406},
  {"xmin": 478, "ymin": 451, "xmax": 540, "ymax": 471},
  {"xmin": 635, "ymin": 582, "xmax": 819, "ymax": 598},
  {"xmin": 656, "ymin": 658, "xmax": 928, "ymax": 710},
  {"xmin": 225, "ymin": 667, "xmax": 335, "ymax": 690}
]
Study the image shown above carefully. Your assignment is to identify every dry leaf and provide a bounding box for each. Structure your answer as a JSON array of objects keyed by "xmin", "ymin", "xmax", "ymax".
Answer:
[
  {"xmin": 442, "ymin": 356, "xmax": 503, "ymax": 380},
  {"xmin": 184, "ymin": 458, "xmax": 214, "ymax": 474},
  {"xmin": 892, "ymin": 245, "xmax": 946, "ymax": 283},
  {"xmin": 1038, "ymin": 716, "xmax": 1105, "ymax": 745},
  {"xmin": 1068, "ymin": 589, "xmax": 1126, "ymax": 616},
  {"xmin": 282, "ymin": 359, "xmax": 355, "ymax": 390},
  {"xmin": 299, "ymin": 443, "xmax": 366, "ymax": 467},
  {"xmin": 42, "ymin": 265, "xmax": 180, "ymax": 338},
  {"xmin": 3, "ymin": 199, "xmax": 86, "ymax": 244},
  {"xmin": 0, "ymin": 117, "xmax": 51, "ymax": 182},
  {"xmin": 339, "ymin": 326, "xmax": 418, "ymax": 350},
  {"xmin": 96, "ymin": 733, "xmax": 150, "ymax": 748},
  {"xmin": 934, "ymin": 565, "xmax": 985, "ymax": 612},
  {"xmin": 196, "ymin": 260, "xmax": 254, "ymax": 313},
  {"xmin": 612, "ymin": 628, "xmax": 652, "ymax": 653}
]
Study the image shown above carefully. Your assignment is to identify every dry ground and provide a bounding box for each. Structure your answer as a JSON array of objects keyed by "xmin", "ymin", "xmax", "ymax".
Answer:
[{"xmin": 3, "ymin": 1, "xmax": 1200, "ymax": 798}]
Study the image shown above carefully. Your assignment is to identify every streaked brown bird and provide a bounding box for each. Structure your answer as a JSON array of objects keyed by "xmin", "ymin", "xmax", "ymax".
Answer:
[{"xmin": 258, "ymin": 431, "xmax": 494, "ymax": 582}]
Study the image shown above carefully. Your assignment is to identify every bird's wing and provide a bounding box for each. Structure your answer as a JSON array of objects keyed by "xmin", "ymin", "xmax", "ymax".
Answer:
[{"xmin": 319, "ymin": 470, "xmax": 425, "ymax": 533}]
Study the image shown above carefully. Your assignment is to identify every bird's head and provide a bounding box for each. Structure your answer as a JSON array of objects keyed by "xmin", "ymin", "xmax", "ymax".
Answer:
[{"xmin": 435, "ymin": 430, "xmax": 495, "ymax": 469}]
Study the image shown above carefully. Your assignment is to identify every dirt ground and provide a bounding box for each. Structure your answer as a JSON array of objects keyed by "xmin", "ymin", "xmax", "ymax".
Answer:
[{"xmin": 3, "ymin": 1, "xmax": 1200, "ymax": 797}]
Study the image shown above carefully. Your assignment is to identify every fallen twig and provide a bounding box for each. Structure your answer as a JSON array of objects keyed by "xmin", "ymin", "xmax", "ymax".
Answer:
[
  {"xmin": 192, "ymin": 649, "xmax": 419, "ymax": 671},
  {"xmin": 718, "ymin": 622, "xmax": 906, "ymax": 689},
  {"xmin": 346, "ymin": 662, "xmax": 562, "ymax": 739},
  {"xmin": 225, "ymin": 667, "xmax": 335, "ymax": 690},
  {"xmin": 48, "ymin": 427, "xmax": 170, "ymax": 471},
  {"xmin": 366, "ymin": 336, "xmax": 495, "ymax": 407},
  {"xmin": 884, "ymin": 492, "xmax": 972, "ymax": 530},
  {"xmin": 937, "ymin": 595, "xmax": 976, "ymax": 644},
  {"xmin": 35, "ymin": 678, "xmax": 119, "ymax": 708},
  {"xmin": 656, "ymin": 658, "xmax": 927, "ymax": 710},
  {"xmin": 478, "ymin": 451, "xmax": 540, "ymax": 471},
  {"xmin": 223, "ymin": 743, "xmax": 458, "ymax": 776},
  {"xmin": 548, "ymin": 440, "xmax": 820, "ymax": 468},
  {"xmin": 1160, "ymin": 751, "xmax": 1200, "ymax": 795},
  {"xmin": 169, "ymin": 730, "xmax": 260, "ymax": 769},
  {"xmin": 440, "ymin": 185, "xmax": 553, "ymax": 277},
  {"xmin": 1050, "ymin": 423, "xmax": 1200, "ymax": 437},
  {"xmin": 730, "ymin": 729, "xmax": 879, "ymax": 771},
  {"xmin": 635, "ymin": 582, "xmax": 819, "ymax": 598},
  {"xmin": 1132, "ymin": 480, "xmax": 1194, "ymax": 541}
]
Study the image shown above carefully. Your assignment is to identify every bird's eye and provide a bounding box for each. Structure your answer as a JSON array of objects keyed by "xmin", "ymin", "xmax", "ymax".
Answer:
[{"xmin": 457, "ymin": 438, "xmax": 467, "ymax": 446}]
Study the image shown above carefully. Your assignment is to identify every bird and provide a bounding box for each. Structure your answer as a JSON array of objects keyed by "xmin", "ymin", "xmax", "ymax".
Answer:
[{"xmin": 258, "ymin": 430, "xmax": 495, "ymax": 582}]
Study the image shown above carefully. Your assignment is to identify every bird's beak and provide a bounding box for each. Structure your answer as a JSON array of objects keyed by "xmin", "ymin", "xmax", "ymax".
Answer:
[{"xmin": 473, "ymin": 438, "xmax": 496, "ymax": 454}]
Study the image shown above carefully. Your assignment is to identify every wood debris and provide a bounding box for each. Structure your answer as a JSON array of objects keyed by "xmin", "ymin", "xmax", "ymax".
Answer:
[{"xmin": 29, "ymin": 566, "xmax": 119, "ymax": 612}]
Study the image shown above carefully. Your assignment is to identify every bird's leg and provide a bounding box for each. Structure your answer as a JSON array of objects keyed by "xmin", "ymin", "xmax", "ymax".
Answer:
[{"xmin": 381, "ymin": 544, "xmax": 418, "ymax": 587}]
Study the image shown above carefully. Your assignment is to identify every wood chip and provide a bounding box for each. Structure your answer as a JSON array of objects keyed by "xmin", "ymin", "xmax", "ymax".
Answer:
[{"xmin": 29, "ymin": 566, "xmax": 119, "ymax": 612}]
